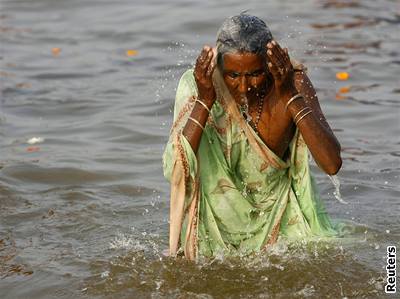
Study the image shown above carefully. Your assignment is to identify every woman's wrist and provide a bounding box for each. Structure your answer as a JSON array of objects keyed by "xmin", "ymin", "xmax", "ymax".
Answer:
[{"xmin": 198, "ymin": 92, "xmax": 215, "ymax": 108}]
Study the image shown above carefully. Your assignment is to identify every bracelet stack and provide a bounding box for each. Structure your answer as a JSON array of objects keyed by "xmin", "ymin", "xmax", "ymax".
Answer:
[
  {"xmin": 285, "ymin": 93, "xmax": 313, "ymax": 126},
  {"xmin": 294, "ymin": 107, "xmax": 313, "ymax": 126}
]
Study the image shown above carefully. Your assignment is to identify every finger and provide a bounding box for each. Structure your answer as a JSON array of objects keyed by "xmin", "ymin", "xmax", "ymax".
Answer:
[
  {"xmin": 281, "ymin": 47, "xmax": 293, "ymax": 73},
  {"xmin": 206, "ymin": 51, "xmax": 216, "ymax": 77},
  {"xmin": 272, "ymin": 40, "xmax": 291, "ymax": 65},
  {"xmin": 267, "ymin": 61, "xmax": 282, "ymax": 80},
  {"xmin": 266, "ymin": 48, "xmax": 283, "ymax": 72},
  {"xmin": 267, "ymin": 41, "xmax": 284, "ymax": 65},
  {"xmin": 270, "ymin": 41, "xmax": 286, "ymax": 67},
  {"xmin": 196, "ymin": 46, "xmax": 211, "ymax": 68},
  {"xmin": 202, "ymin": 50, "xmax": 213, "ymax": 77},
  {"xmin": 195, "ymin": 47, "xmax": 211, "ymax": 80}
]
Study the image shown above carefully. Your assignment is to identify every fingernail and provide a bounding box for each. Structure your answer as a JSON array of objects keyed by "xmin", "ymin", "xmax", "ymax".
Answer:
[
  {"xmin": 267, "ymin": 50, "xmax": 272, "ymax": 55},
  {"xmin": 267, "ymin": 42, "xmax": 272, "ymax": 48},
  {"xmin": 272, "ymin": 40, "xmax": 276, "ymax": 45}
]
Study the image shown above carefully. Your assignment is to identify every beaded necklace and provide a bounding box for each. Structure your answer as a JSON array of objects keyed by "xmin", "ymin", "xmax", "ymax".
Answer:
[{"xmin": 240, "ymin": 97, "xmax": 264, "ymax": 134}]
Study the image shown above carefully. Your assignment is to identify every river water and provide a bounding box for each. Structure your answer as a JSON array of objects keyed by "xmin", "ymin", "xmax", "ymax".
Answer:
[{"xmin": 0, "ymin": 0, "xmax": 399, "ymax": 298}]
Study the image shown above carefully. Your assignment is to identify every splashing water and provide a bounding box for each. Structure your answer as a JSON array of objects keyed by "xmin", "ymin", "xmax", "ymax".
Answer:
[
  {"xmin": 329, "ymin": 175, "xmax": 348, "ymax": 204},
  {"xmin": 239, "ymin": 96, "xmax": 253, "ymax": 123}
]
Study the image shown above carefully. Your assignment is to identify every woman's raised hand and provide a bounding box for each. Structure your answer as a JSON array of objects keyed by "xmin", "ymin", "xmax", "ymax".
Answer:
[
  {"xmin": 194, "ymin": 45, "xmax": 217, "ymax": 107},
  {"xmin": 266, "ymin": 40, "xmax": 297, "ymax": 97}
]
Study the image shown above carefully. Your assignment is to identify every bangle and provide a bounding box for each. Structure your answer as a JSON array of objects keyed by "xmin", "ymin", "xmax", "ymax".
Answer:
[
  {"xmin": 188, "ymin": 116, "xmax": 205, "ymax": 130},
  {"xmin": 195, "ymin": 99, "xmax": 211, "ymax": 113},
  {"xmin": 295, "ymin": 109, "xmax": 313, "ymax": 126},
  {"xmin": 285, "ymin": 93, "xmax": 303, "ymax": 111},
  {"xmin": 293, "ymin": 107, "xmax": 310, "ymax": 122}
]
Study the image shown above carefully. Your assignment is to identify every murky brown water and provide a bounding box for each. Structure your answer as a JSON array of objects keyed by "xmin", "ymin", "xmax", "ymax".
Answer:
[{"xmin": 1, "ymin": 0, "xmax": 399, "ymax": 298}]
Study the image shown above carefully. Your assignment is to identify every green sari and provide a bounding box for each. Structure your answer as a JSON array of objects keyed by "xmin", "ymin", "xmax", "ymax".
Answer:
[{"xmin": 163, "ymin": 65, "xmax": 339, "ymax": 261}]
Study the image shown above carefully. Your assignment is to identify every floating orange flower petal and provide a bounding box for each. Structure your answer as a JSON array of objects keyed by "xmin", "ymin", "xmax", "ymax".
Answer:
[
  {"xmin": 336, "ymin": 72, "xmax": 349, "ymax": 80},
  {"xmin": 339, "ymin": 86, "xmax": 351, "ymax": 93},
  {"xmin": 52, "ymin": 47, "xmax": 61, "ymax": 56},
  {"xmin": 126, "ymin": 50, "xmax": 138, "ymax": 57}
]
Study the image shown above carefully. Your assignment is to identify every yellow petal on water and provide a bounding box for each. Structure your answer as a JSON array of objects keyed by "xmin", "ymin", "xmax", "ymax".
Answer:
[
  {"xmin": 126, "ymin": 50, "xmax": 138, "ymax": 57},
  {"xmin": 336, "ymin": 72, "xmax": 349, "ymax": 80},
  {"xmin": 339, "ymin": 86, "xmax": 351, "ymax": 93},
  {"xmin": 52, "ymin": 47, "xmax": 61, "ymax": 56}
]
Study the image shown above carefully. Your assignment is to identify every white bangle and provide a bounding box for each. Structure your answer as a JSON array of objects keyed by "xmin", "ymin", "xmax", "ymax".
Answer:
[
  {"xmin": 285, "ymin": 94, "xmax": 303, "ymax": 111},
  {"xmin": 188, "ymin": 117, "xmax": 205, "ymax": 130},
  {"xmin": 195, "ymin": 99, "xmax": 211, "ymax": 113}
]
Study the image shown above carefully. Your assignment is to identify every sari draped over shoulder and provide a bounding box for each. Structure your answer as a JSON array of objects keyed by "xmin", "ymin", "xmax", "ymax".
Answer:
[{"xmin": 162, "ymin": 62, "xmax": 338, "ymax": 261}]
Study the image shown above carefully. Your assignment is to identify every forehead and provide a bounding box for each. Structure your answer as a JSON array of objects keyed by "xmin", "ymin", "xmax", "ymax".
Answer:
[{"xmin": 223, "ymin": 52, "xmax": 265, "ymax": 71}]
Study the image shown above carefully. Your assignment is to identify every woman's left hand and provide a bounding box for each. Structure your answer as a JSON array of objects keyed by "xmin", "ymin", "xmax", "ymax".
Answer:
[{"xmin": 266, "ymin": 40, "xmax": 297, "ymax": 98}]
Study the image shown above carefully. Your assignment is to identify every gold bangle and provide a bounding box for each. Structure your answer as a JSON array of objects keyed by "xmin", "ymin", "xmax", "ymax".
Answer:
[
  {"xmin": 293, "ymin": 107, "xmax": 310, "ymax": 122},
  {"xmin": 195, "ymin": 99, "xmax": 211, "ymax": 113},
  {"xmin": 295, "ymin": 109, "xmax": 313, "ymax": 126},
  {"xmin": 188, "ymin": 116, "xmax": 205, "ymax": 130},
  {"xmin": 285, "ymin": 94, "xmax": 303, "ymax": 111}
]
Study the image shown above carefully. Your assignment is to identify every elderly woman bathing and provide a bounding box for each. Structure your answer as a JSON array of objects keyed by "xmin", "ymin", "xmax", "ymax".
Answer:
[{"xmin": 163, "ymin": 14, "xmax": 342, "ymax": 260}]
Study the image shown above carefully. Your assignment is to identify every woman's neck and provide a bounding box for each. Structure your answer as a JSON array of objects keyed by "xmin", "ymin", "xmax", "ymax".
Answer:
[{"xmin": 248, "ymin": 79, "xmax": 274, "ymax": 109}]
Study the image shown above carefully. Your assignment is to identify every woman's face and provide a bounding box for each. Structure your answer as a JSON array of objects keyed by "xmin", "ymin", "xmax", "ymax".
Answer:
[{"xmin": 221, "ymin": 51, "xmax": 269, "ymax": 106}]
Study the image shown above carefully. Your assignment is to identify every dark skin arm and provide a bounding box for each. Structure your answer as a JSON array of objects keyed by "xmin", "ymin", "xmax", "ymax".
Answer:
[
  {"xmin": 182, "ymin": 45, "xmax": 216, "ymax": 153},
  {"xmin": 267, "ymin": 40, "xmax": 342, "ymax": 175}
]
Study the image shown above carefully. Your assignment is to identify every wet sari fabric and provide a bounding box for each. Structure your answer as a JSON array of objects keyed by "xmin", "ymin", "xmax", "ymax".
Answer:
[{"xmin": 163, "ymin": 67, "xmax": 338, "ymax": 260}]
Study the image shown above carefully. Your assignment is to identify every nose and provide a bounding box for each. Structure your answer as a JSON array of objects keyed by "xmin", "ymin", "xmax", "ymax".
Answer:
[{"xmin": 238, "ymin": 76, "xmax": 248, "ymax": 94}]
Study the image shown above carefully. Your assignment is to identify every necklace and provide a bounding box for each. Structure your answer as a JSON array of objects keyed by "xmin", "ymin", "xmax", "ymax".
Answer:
[
  {"xmin": 240, "ymin": 97, "xmax": 264, "ymax": 134},
  {"xmin": 254, "ymin": 97, "xmax": 264, "ymax": 131}
]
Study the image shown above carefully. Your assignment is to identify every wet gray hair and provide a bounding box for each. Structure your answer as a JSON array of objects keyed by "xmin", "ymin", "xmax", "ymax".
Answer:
[{"xmin": 216, "ymin": 14, "xmax": 273, "ymax": 70}]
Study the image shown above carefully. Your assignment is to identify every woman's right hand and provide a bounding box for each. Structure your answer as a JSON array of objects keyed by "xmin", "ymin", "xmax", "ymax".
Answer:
[{"xmin": 194, "ymin": 45, "xmax": 217, "ymax": 108}]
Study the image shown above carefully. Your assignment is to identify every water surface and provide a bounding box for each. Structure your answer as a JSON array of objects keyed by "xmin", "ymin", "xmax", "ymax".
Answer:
[{"xmin": 1, "ymin": 0, "xmax": 399, "ymax": 298}]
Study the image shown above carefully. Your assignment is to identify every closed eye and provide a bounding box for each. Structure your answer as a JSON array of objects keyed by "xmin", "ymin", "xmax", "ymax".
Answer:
[
  {"xmin": 247, "ymin": 70, "xmax": 264, "ymax": 77},
  {"xmin": 228, "ymin": 72, "xmax": 240, "ymax": 79}
]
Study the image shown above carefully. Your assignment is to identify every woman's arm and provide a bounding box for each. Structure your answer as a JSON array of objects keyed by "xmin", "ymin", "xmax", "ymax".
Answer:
[
  {"xmin": 182, "ymin": 45, "xmax": 217, "ymax": 153},
  {"xmin": 267, "ymin": 40, "xmax": 342, "ymax": 175},
  {"xmin": 290, "ymin": 71, "xmax": 342, "ymax": 175}
]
